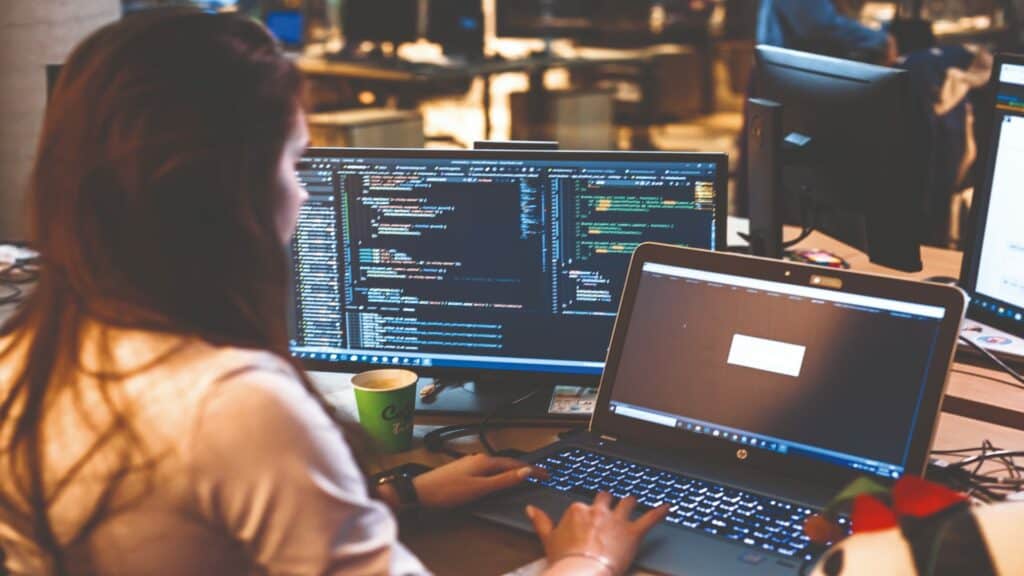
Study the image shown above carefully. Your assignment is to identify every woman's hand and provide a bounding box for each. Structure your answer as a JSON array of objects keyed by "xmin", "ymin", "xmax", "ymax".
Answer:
[
  {"xmin": 396, "ymin": 453, "xmax": 547, "ymax": 509},
  {"xmin": 527, "ymin": 492, "xmax": 669, "ymax": 576}
]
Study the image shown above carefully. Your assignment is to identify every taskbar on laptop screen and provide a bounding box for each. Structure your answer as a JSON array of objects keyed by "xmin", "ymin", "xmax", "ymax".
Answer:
[
  {"xmin": 607, "ymin": 262, "xmax": 947, "ymax": 481},
  {"xmin": 608, "ymin": 401, "xmax": 904, "ymax": 479},
  {"xmin": 291, "ymin": 346, "xmax": 605, "ymax": 375}
]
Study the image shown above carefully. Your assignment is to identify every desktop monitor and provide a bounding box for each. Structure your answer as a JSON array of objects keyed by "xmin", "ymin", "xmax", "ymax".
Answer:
[
  {"xmin": 753, "ymin": 45, "xmax": 926, "ymax": 272},
  {"xmin": 343, "ymin": 0, "xmax": 419, "ymax": 46},
  {"xmin": 288, "ymin": 148, "xmax": 727, "ymax": 411},
  {"xmin": 961, "ymin": 53, "xmax": 1024, "ymax": 338},
  {"xmin": 426, "ymin": 0, "xmax": 485, "ymax": 58},
  {"xmin": 494, "ymin": 0, "xmax": 590, "ymax": 40}
]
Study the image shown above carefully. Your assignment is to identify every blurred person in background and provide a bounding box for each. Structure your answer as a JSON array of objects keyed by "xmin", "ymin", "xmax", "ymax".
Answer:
[{"xmin": 757, "ymin": 0, "xmax": 899, "ymax": 63}]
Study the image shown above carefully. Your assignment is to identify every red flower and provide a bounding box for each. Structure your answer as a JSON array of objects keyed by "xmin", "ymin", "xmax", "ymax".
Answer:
[{"xmin": 851, "ymin": 476, "xmax": 967, "ymax": 533}]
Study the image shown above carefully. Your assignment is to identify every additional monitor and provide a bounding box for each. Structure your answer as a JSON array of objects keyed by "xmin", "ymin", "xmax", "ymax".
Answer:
[
  {"xmin": 289, "ymin": 149, "xmax": 726, "ymax": 383},
  {"xmin": 754, "ymin": 45, "xmax": 925, "ymax": 272},
  {"xmin": 426, "ymin": 0, "xmax": 485, "ymax": 58},
  {"xmin": 494, "ymin": 0, "xmax": 590, "ymax": 40},
  {"xmin": 961, "ymin": 54, "xmax": 1024, "ymax": 337},
  {"xmin": 264, "ymin": 9, "xmax": 304, "ymax": 48},
  {"xmin": 343, "ymin": 0, "xmax": 419, "ymax": 46}
]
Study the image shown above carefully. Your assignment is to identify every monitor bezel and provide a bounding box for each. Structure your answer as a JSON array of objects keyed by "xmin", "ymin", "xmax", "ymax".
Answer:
[
  {"xmin": 293, "ymin": 147, "xmax": 729, "ymax": 384},
  {"xmin": 960, "ymin": 52, "xmax": 1024, "ymax": 338},
  {"xmin": 590, "ymin": 243, "xmax": 966, "ymax": 489}
]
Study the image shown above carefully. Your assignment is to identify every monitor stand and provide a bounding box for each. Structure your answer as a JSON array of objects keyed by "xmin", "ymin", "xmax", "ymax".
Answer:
[
  {"xmin": 415, "ymin": 377, "xmax": 592, "ymax": 425},
  {"xmin": 744, "ymin": 97, "xmax": 839, "ymax": 264},
  {"xmin": 746, "ymin": 97, "xmax": 784, "ymax": 259}
]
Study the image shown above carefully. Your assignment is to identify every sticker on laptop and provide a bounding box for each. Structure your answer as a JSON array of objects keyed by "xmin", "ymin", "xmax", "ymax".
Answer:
[{"xmin": 548, "ymin": 386, "xmax": 598, "ymax": 415}]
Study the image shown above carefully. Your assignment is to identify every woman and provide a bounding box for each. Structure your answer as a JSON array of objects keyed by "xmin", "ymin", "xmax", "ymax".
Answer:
[{"xmin": 0, "ymin": 9, "xmax": 666, "ymax": 576}]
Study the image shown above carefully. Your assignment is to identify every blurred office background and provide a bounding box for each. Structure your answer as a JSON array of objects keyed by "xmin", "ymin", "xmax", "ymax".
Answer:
[{"xmin": 3, "ymin": 0, "xmax": 1023, "ymax": 243}]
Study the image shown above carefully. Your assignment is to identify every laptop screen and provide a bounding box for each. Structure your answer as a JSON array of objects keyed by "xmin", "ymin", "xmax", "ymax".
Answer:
[
  {"xmin": 606, "ymin": 262, "xmax": 947, "ymax": 480},
  {"xmin": 965, "ymin": 61, "xmax": 1024, "ymax": 333}
]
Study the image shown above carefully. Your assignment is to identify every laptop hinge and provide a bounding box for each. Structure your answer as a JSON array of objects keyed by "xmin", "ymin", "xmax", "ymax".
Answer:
[{"xmin": 599, "ymin": 434, "xmax": 618, "ymax": 442}]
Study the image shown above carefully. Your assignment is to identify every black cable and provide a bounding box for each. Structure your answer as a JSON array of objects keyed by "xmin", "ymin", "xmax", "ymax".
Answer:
[
  {"xmin": 929, "ymin": 438, "xmax": 1024, "ymax": 503},
  {"xmin": 969, "ymin": 441, "xmax": 993, "ymax": 498},
  {"xmin": 422, "ymin": 383, "xmax": 576, "ymax": 458},
  {"xmin": 781, "ymin": 226, "xmax": 815, "ymax": 249},
  {"xmin": 423, "ymin": 420, "xmax": 573, "ymax": 459},
  {"xmin": 478, "ymin": 386, "xmax": 546, "ymax": 456},
  {"xmin": 423, "ymin": 424, "xmax": 478, "ymax": 458},
  {"xmin": 958, "ymin": 334, "xmax": 1024, "ymax": 389},
  {"xmin": 951, "ymin": 367, "xmax": 1022, "ymax": 388},
  {"xmin": 950, "ymin": 448, "xmax": 1024, "ymax": 469},
  {"xmin": 932, "ymin": 445, "xmax": 1002, "ymax": 455}
]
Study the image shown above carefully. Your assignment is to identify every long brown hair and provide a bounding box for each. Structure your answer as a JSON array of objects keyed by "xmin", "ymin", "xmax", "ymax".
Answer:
[{"xmin": 0, "ymin": 9, "xmax": 356, "ymax": 573}]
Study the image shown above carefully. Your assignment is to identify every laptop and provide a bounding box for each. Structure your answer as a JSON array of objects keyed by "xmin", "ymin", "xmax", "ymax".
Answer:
[
  {"xmin": 958, "ymin": 52, "xmax": 1024, "ymax": 366},
  {"xmin": 473, "ymin": 244, "xmax": 966, "ymax": 575}
]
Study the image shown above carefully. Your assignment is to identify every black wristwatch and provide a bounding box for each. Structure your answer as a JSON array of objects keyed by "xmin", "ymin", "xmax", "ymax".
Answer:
[{"xmin": 375, "ymin": 471, "xmax": 420, "ymax": 508}]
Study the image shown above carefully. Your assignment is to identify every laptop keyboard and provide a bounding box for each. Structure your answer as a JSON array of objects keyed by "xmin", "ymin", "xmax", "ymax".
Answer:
[{"xmin": 527, "ymin": 447, "xmax": 850, "ymax": 562}]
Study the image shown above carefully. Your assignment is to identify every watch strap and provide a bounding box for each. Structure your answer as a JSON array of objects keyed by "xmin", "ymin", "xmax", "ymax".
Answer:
[{"xmin": 378, "ymin": 472, "xmax": 419, "ymax": 507}]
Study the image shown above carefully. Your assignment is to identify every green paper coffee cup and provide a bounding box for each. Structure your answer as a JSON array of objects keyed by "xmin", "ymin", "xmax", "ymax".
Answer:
[{"xmin": 352, "ymin": 369, "xmax": 418, "ymax": 453}]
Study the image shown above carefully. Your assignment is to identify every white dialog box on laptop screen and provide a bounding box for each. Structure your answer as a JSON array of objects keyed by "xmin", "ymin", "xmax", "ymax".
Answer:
[{"xmin": 727, "ymin": 334, "xmax": 806, "ymax": 378}]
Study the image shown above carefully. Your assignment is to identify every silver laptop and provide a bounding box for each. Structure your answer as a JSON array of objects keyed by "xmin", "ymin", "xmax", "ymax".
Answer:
[{"xmin": 474, "ymin": 244, "xmax": 966, "ymax": 575}]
